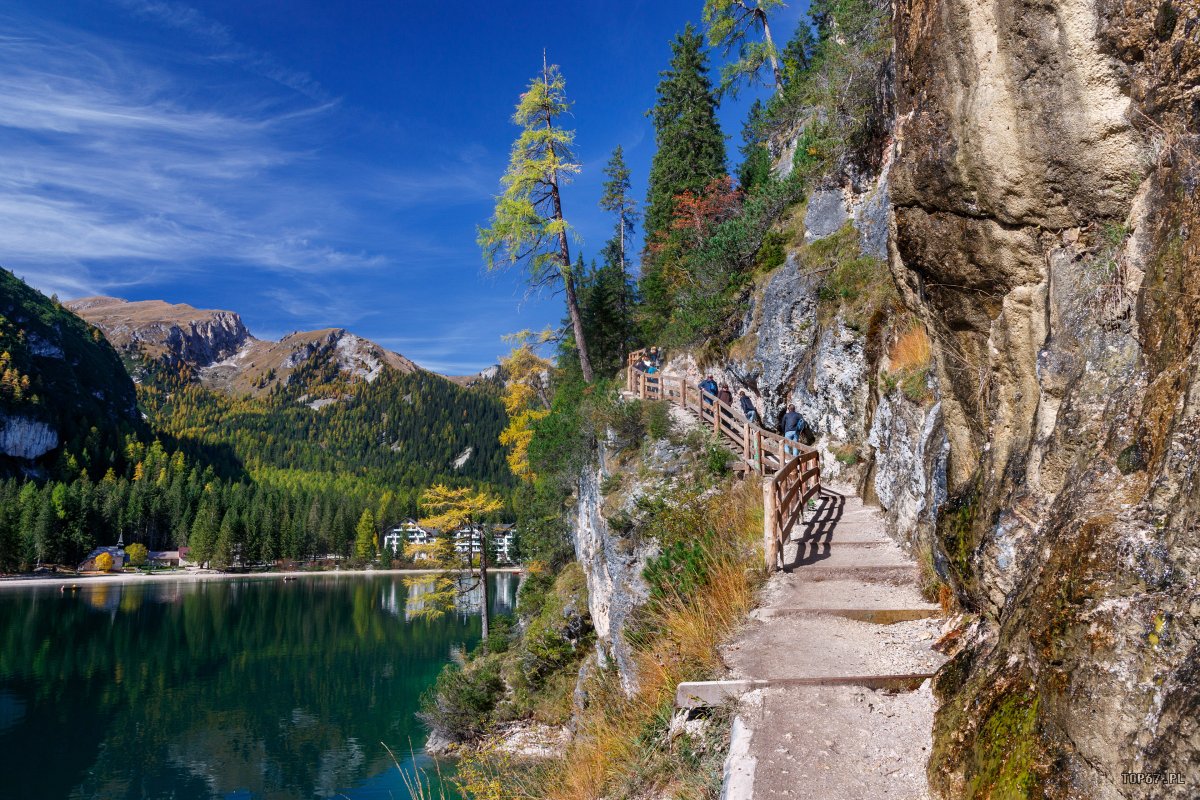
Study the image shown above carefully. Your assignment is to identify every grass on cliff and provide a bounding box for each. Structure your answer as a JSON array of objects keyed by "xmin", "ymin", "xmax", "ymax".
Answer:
[
  {"xmin": 538, "ymin": 479, "xmax": 763, "ymax": 800},
  {"xmin": 883, "ymin": 323, "xmax": 934, "ymax": 403}
]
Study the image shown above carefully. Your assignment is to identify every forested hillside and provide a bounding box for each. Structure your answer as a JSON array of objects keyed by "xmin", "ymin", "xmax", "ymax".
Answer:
[
  {"xmin": 0, "ymin": 269, "xmax": 140, "ymax": 473},
  {"xmin": 142, "ymin": 363, "xmax": 511, "ymax": 511}
]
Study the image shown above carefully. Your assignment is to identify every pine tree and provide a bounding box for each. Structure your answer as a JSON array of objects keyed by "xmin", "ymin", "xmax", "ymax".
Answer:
[
  {"xmin": 599, "ymin": 146, "xmax": 639, "ymax": 279},
  {"xmin": 738, "ymin": 99, "xmax": 773, "ymax": 193},
  {"xmin": 407, "ymin": 485, "xmax": 503, "ymax": 645},
  {"xmin": 189, "ymin": 500, "xmax": 219, "ymax": 566},
  {"xmin": 479, "ymin": 59, "xmax": 595, "ymax": 382},
  {"xmin": 599, "ymin": 147, "xmax": 639, "ymax": 362},
  {"xmin": 354, "ymin": 509, "xmax": 377, "ymax": 562}
]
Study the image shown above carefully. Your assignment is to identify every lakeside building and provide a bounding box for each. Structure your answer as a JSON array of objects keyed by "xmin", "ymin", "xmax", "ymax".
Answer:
[{"xmin": 383, "ymin": 519, "xmax": 516, "ymax": 564}]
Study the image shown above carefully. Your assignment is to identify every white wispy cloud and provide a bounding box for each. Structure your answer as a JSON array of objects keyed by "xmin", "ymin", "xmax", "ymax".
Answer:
[{"xmin": 0, "ymin": 9, "xmax": 485, "ymax": 302}]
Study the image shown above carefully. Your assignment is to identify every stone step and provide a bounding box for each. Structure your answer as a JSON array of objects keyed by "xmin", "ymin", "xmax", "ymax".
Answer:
[
  {"xmin": 785, "ymin": 540, "xmax": 913, "ymax": 570},
  {"xmin": 788, "ymin": 564, "xmax": 920, "ymax": 583},
  {"xmin": 676, "ymin": 675, "xmax": 934, "ymax": 709},
  {"xmin": 745, "ymin": 684, "xmax": 937, "ymax": 800},
  {"xmin": 769, "ymin": 577, "xmax": 936, "ymax": 611},
  {"xmin": 723, "ymin": 614, "xmax": 947, "ymax": 681},
  {"xmin": 752, "ymin": 607, "xmax": 941, "ymax": 624}
]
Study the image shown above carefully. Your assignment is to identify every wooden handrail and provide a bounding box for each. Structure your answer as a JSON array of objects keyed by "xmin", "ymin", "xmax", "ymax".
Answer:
[{"xmin": 626, "ymin": 359, "xmax": 821, "ymax": 571}]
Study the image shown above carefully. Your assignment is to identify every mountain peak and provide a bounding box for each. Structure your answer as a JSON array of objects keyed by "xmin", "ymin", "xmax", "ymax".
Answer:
[{"xmin": 69, "ymin": 296, "xmax": 423, "ymax": 397}]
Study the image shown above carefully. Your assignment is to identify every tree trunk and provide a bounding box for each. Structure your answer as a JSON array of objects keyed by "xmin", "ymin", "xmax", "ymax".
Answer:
[
  {"xmin": 551, "ymin": 180, "xmax": 595, "ymax": 382},
  {"xmin": 479, "ymin": 526, "xmax": 490, "ymax": 650},
  {"xmin": 761, "ymin": 12, "xmax": 783, "ymax": 92},
  {"xmin": 541, "ymin": 65, "xmax": 594, "ymax": 383}
]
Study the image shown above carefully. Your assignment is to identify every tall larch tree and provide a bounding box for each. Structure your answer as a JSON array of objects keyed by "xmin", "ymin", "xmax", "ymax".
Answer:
[
  {"xmin": 408, "ymin": 485, "xmax": 504, "ymax": 647},
  {"xmin": 479, "ymin": 60, "xmax": 595, "ymax": 382},
  {"xmin": 642, "ymin": 24, "xmax": 726, "ymax": 330},
  {"xmin": 702, "ymin": 0, "xmax": 786, "ymax": 95}
]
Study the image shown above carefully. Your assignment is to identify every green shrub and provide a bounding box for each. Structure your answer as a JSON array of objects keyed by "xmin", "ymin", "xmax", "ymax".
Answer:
[
  {"xmin": 420, "ymin": 656, "xmax": 505, "ymax": 740},
  {"xmin": 483, "ymin": 615, "xmax": 515, "ymax": 655},
  {"xmin": 642, "ymin": 400, "xmax": 673, "ymax": 440},
  {"xmin": 704, "ymin": 441, "xmax": 730, "ymax": 476},
  {"xmin": 755, "ymin": 229, "xmax": 788, "ymax": 273},
  {"xmin": 643, "ymin": 534, "xmax": 716, "ymax": 600}
]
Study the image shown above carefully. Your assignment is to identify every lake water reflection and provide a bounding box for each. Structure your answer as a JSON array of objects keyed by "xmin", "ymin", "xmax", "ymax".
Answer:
[{"xmin": 0, "ymin": 572, "xmax": 518, "ymax": 799}]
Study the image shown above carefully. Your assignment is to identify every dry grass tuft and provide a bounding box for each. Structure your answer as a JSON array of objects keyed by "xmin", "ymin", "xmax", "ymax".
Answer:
[
  {"xmin": 889, "ymin": 325, "xmax": 932, "ymax": 373},
  {"xmin": 539, "ymin": 480, "xmax": 763, "ymax": 800}
]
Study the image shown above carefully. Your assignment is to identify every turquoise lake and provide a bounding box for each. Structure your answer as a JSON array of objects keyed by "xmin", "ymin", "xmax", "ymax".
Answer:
[{"xmin": 0, "ymin": 572, "xmax": 518, "ymax": 799}]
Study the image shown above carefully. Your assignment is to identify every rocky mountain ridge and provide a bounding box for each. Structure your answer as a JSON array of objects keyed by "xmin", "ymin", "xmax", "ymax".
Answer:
[{"xmin": 68, "ymin": 296, "xmax": 421, "ymax": 397}]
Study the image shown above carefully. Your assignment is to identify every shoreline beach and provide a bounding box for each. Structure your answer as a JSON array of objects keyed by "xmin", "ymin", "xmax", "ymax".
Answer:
[{"xmin": 0, "ymin": 566, "xmax": 524, "ymax": 590}]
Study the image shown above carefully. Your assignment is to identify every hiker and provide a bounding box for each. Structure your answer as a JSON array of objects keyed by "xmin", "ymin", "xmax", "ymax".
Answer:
[
  {"xmin": 698, "ymin": 375, "xmax": 718, "ymax": 404},
  {"xmin": 782, "ymin": 403, "xmax": 806, "ymax": 456},
  {"xmin": 643, "ymin": 357, "xmax": 658, "ymax": 375},
  {"xmin": 738, "ymin": 390, "xmax": 757, "ymax": 424},
  {"xmin": 648, "ymin": 347, "xmax": 661, "ymax": 368},
  {"xmin": 717, "ymin": 383, "xmax": 733, "ymax": 406}
]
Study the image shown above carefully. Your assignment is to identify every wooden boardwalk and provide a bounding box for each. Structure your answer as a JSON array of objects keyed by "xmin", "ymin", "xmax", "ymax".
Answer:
[{"xmin": 627, "ymin": 351, "xmax": 819, "ymax": 571}]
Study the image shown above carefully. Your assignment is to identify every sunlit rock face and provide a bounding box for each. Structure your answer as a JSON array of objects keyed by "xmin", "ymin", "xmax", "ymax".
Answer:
[
  {"xmin": 572, "ymin": 438, "xmax": 658, "ymax": 695},
  {"xmin": 888, "ymin": 0, "xmax": 1200, "ymax": 794},
  {"xmin": 0, "ymin": 416, "xmax": 58, "ymax": 460}
]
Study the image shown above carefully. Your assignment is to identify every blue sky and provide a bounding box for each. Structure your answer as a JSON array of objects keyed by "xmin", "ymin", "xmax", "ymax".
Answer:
[{"xmin": 3, "ymin": 1, "xmax": 809, "ymax": 374}]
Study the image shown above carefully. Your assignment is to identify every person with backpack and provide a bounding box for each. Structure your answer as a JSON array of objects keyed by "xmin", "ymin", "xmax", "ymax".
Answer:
[
  {"xmin": 782, "ymin": 404, "xmax": 806, "ymax": 456},
  {"xmin": 698, "ymin": 375, "xmax": 718, "ymax": 405},
  {"xmin": 717, "ymin": 383, "xmax": 733, "ymax": 406},
  {"xmin": 738, "ymin": 390, "xmax": 757, "ymax": 424}
]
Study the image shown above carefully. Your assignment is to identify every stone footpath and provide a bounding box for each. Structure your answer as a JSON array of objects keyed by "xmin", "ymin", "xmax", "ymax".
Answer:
[{"xmin": 709, "ymin": 484, "xmax": 949, "ymax": 800}]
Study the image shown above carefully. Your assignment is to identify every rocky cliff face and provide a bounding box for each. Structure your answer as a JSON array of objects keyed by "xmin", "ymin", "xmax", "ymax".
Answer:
[
  {"xmin": 66, "ymin": 297, "xmax": 251, "ymax": 369},
  {"xmin": 572, "ymin": 437, "xmax": 656, "ymax": 693},
  {"xmin": 886, "ymin": 0, "xmax": 1199, "ymax": 795},
  {"xmin": 678, "ymin": 0, "xmax": 1196, "ymax": 793}
]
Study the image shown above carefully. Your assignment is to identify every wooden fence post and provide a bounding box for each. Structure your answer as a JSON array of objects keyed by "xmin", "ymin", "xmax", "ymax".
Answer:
[{"xmin": 763, "ymin": 478, "xmax": 778, "ymax": 571}]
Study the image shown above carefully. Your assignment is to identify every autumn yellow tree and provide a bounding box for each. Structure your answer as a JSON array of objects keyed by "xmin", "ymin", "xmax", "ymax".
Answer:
[
  {"xmin": 404, "ymin": 484, "xmax": 503, "ymax": 645},
  {"xmin": 126, "ymin": 543, "xmax": 148, "ymax": 567},
  {"xmin": 498, "ymin": 330, "xmax": 552, "ymax": 482},
  {"xmin": 94, "ymin": 551, "xmax": 114, "ymax": 572}
]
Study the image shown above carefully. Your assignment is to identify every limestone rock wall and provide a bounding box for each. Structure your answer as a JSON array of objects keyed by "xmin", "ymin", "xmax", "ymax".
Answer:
[
  {"xmin": 0, "ymin": 416, "xmax": 58, "ymax": 460},
  {"xmin": 571, "ymin": 437, "xmax": 659, "ymax": 694},
  {"xmin": 888, "ymin": 0, "xmax": 1200, "ymax": 794}
]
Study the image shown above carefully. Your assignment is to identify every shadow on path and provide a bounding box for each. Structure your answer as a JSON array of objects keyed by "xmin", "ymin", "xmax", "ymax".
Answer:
[{"xmin": 785, "ymin": 488, "xmax": 845, "ymax": 571}]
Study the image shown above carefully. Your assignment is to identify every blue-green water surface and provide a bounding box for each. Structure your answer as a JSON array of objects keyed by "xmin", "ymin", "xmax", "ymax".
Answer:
[{"xmin": 0, "ymin": 572, "xmax": 517, "ymax": 799}]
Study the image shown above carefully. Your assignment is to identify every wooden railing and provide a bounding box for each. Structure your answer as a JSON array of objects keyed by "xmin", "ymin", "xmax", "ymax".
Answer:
[{"xmin": 626, "ymin": 349, "xmax": 821, "ymax": 570}]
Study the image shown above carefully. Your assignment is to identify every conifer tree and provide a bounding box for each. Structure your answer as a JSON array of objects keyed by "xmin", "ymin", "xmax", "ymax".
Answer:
[
  {"xmin": 599, "ymin": 147, "xmax": 639, "ymax": 362},
  {"xmin": 738, "ymin": 99, "xmax": 773, "ymax": 193},
  {"xmin": 642, "ymin": 25, "xmax": 726, "ymax": 333},
  {"xmin": 599, "ymin": 146, "xmax": 639, "ymax": 278},
  {"xmin": 354, "ymin": 509, "xmax": 377, "ymax": 562},
  {"xmin": 407, "ymin": 485, "xmax": 503, "ymax": 646},
  {"xmin": 702, "ymin": 0, "xmax": 786, "ymax": 95},
  {"xmin": 480, "ymin": 59, "xmax": 594, "ymax": 382}
]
